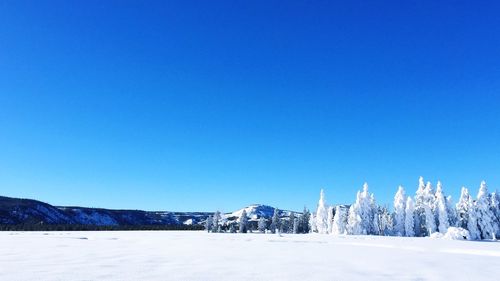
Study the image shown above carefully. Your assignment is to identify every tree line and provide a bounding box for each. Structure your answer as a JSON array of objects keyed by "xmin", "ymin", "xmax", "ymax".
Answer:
[
  {"xmin": 205, "ymin": 208, "xmax": 312, "ymax": 234},
  {"xmin": 312, "ymin": 177, "xmax": 500, "ymax": 240},
  {"xmin": 206, "ymin": 177, "xmax": 500, "ymax": 240}
]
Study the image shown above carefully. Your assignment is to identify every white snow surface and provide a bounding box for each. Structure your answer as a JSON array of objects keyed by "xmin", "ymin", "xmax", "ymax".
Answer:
[
  {"xmin": 1, "ymin": 231, "xmax": 500, "ymax": 281},
  {"xmin": 443, "ymin": 227, "xmax": 470, "ymax": 240}
]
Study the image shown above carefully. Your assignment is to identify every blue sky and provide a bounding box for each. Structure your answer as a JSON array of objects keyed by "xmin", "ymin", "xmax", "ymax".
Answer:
[{"xmin": 1, "ymin": 1, "xmax": 499, "ymax": 212}]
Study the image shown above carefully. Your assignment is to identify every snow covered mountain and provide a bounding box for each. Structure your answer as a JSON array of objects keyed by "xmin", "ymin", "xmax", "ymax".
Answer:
[
  {"xmin": 224, "ymin": 204, "xmax": 299, "ymax": 222},
  {"xmin": 0, "ymin": 196, "xmax": 295, "ymax": 228},
  {"xmin": 0, "ymin": 196, "xmax": 210, "ymax": 227}
]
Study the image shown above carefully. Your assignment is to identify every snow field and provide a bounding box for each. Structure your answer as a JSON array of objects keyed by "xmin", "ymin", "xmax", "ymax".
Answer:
[{"xmin": 1, "ymin": 231, "xmax": 500, "ymax": 281}]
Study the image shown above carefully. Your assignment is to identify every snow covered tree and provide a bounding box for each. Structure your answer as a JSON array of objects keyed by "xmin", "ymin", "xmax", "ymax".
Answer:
[
  {"xmin": 369, "ymin": 194, "xmax": 377, "ymax": 235},
  {"xmin": 293, "ymin": 218, "xmax": 299, "ymax": 234},
  {"xmin": 332, "ymin": 206, "xmax": 347, "ymax": 235},
  {"xmin": 258, "ymin": 217, "xmax": 267, "ymax": 233},
  {"xmin": 446, "ymin": 195, "xmax": 457, "ymax": 228},
  {"xmin": 327, "ymin": 206, "xmax": 334, "ymax": 234},
  {"xmin": 456, "ymin": 187, "xmax": 471, "ymax": 229},
  {"xmin": 212, "ymin": 211, "xmax": 221, "ymax": 233},
  {"xmin": 229, "ymin": 223, "xmax": 236, "ymax": 233},
  {"xmin": 414, "ymin": 176, "xmax": 426, "ymax": 236},
  {"xmin": 422, "ymin": 181, "xmax": 437, "ymax": 235},
  {"xmin": 492, "ymin": 191, "xmax": 500, "ymax": 237},
  {"xmin": 347, "ymin": 191, "xmax": 363, "ymax": 235},
  {"xmin": 393, "ymin": 185, "xmax": 406, "ymax": 236},
  {"xmin": 205, "ymin": 215, "xmax": 213, "ymax": 232},
  {"xmin": 372, "ymin": 206, "xmax": 381, "ymax": 235},
  {"xmin": 316, "ymin": 189, "xmax": 328, "ymax": 234},
  {"xmin": 404, "ymin": 196, "xmax": 415, "ymax": 237},
  {"xmin": 347, "ymin": 183, "xmax": 375, "ymax": 235},
  {"xmin": 373, "ymin": 204, "xmax": 392, "ymax": 236},
  {"xmin": 467, "ymin": 196, "xmax": 480, "ymax": 240},
  {"xmin": 379, "ymin": 206, "xmax": 393, "ymax": 236},
  {"xmin": 279, "ymin": 218, "xmax": 289, "ymax": 233},
  {"xmin": 288, "ymin": 212, "xmax": 296, "ymax": 233},
  {"xmin": 239, "ymin": 210, "xmax": 248, "ymax": 233},
  {"xmin": 309, "ymin": 213, "xmax": 317, "ymax": 233},
  {"xmin": 475, "ymin": 181, "xmax": 497, "ymax": 239},
  {"xmin": 360, "ymin": 183, "xmax": 375, "ymax": 234},
  {"xmin": 270, "ymin": 208, "xmax": 280, "ymax": 234},
  {"xmin": 435, "ymin": 181, "xmax": 450, "ymax": 233},
  {"xmin": 299, "ymin": 207, "xmax": 311, "ymax": 234}
]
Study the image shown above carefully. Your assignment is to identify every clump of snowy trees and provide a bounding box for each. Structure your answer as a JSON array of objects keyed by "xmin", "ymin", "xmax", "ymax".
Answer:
[
  {"xmin": 205, "ymin": 177, "xmax": 499, "ymax": 240},
  {"xmin": 309, "ymin": 177, "xmax": 500, "ymax": 240},
  {"xmin": 206, "ymin": 207, "xmax": 311, "ymax": 234}
]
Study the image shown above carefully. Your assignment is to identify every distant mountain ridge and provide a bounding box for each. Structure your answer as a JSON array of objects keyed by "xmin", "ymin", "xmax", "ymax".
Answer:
[
  {"xmin": 224, "ymin": 204, "xmax": 299, "ymax": 222},
  {"xmin": 0, "ymin": 196, "xmax": 211, "ymax": 227},
  {"xmin": 0, "ymin": 196, "xmax": 297, "ymax": 229}
]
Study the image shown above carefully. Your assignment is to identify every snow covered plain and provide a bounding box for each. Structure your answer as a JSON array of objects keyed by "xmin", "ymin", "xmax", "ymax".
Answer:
[{"xmin": 1, "ymin": 231, "xmax": 499, "ymax": 281}]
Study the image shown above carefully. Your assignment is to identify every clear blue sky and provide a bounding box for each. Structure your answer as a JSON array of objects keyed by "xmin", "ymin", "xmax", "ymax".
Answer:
[{"xmin": 1, "ymin": 1, "xmax": 499, "ymax": 212}]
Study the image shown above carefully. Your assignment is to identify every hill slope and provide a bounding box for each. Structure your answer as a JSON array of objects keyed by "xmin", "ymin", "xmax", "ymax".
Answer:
[
  {"xmin": 0, "ymin": 196, "xmax": 298, "ymax": 228},
  {"xmin": 0, "ymin": 196, "xmax": 210, "ymax": 227}
]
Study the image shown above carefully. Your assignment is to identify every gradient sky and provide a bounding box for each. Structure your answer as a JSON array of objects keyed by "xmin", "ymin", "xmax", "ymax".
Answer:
[{"xmin": 1, "ymin": 1, "xmax": 499, "ymax": 212}]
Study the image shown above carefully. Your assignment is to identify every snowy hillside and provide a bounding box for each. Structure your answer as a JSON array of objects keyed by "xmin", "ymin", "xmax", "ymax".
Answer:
[
  {"xmin": 1, "ymin": 231, "xmax": 499, "ymax": 281},
  {"xmin": 0, "ymin": 196, "xmax": 211, "ymax": 227},
  {"xmin": 224, "ymin": 204, "xmax": 298, "ymax": 221},
  {"xmin": 0, "ymin": 196, "xmax": 292, "ymax": 228}
]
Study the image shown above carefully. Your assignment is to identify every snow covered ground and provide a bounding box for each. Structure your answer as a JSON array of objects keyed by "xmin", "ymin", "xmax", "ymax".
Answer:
[{"xmin": 1, "ymin": 231, "xmax": 499, "ymax": 281}]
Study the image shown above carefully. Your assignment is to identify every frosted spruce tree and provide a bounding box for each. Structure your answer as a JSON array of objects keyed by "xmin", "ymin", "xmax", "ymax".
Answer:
[
  {"xmin": 435, "ymin": 181, "xmax": 450, "ymax": 233},
  {"xmin": 372, "ymin": 206, "xmax": 381, "ymax": 235},
  {"xmin": 361, "ymin": 183, "xmax": 375, "ymax": 234},
  {"xmin": 293, "ymin": 218, "xmax": 299, "ymax": 234},
  {"xmin": 446, "ymin": 195, "xmax": 457, "ymax": 227},
  {"xmin": 393, "ymin": 185, "xmax": 406, "ymax": 236},
  {"xmin": 288, "ymin": 212, "xmax": 296, "ymax": 234},
  {"xmin": 316, "ymin": 189, "xmax": 329, "ymax": 234},
  {"xmin": 299, "ymin": 207, "xmax": 311, "ymax": 234},
  {"xmin": 381, "ymin": 207, "xmax": 393, "ymax": 236},
  {"xmin": 347, "ymin": 183, "xmax": 374, "ymax": 235},
  {"xmin": 492, "ymin": 191, "xmax": 500, "ymax": 220},
  {"xmin": 423, "ymin": 181, "xmax": 437, "ymax": 235},
  {"xmin": 369, "ymin": 194, "xmax": 378, "ymax": 235},
  {"xmin": 404, "ymin": 196, "xmax": 415, "ymax": 237},
  {"xmin": 258, "ymin": 217, "xmax": 267, "ymax": 233},
  {"xmin": 467, "ymin": 196, "xmax": 481, "ymax": 240},
  {"xmin": 456, "ymin": 187, "xmax": 471, "ymax": 229},
  {"xmin": 205, "ymin": 215, "xmax": 213, "ymax": 232},
  {"xmin": 332, "ymin": 206, "xmax": 347, "ymax": 235},
  {"xmin": 327, "ymin": 206, "xmax": 334, "ymax": 234},
  {"xmin": 475, "ymin": 181, "xmax": 497, "ymax": 239},
  {"xmin": 212, "ymin": 211, "xmax": 221, "ymax": 233},
  {"xmin": 414, "ymin": 176, "xmax": 426, "ymax": 236},
  {"xmin": 492, "ymin": 191, "xmax": 500, "ymax": 237},
  {"xmin": 347, "ymin": 191, "xmax": 363, "ymax": 235},
  {"xmin": 270, "ymin": 208, "xmax": 280, "ymax": 234},
  {"xmin": 309, "ymin": 213, "xmax": 317, "ymax": 233},
  {"xmin": 239, "ymin": 210, "xmax": 248, "ymax": 233}
]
